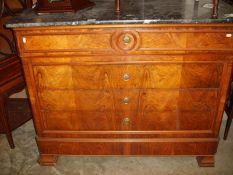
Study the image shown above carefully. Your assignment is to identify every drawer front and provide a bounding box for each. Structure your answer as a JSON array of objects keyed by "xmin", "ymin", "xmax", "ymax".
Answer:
[
  {"xmin": 33, "ymin": 63, "xmax": 223, "ymax": 89},
  {"xmin": 39, "ymin": 89, "xmax": 217, "ymax": 131},
  {"xmin": 40, "ymin": 89, "xmax": 217, "ymax": 111},
  {"xmin": 17, "ymin": 27, "xmax": 233, "ymax": 56},
  {"xmin": 43, "ymin": 110, "xmax": 216, "ymax": 131},
  {"xmin": 33, "ymin": 61, "xmax": 221, "ymax": 132}
]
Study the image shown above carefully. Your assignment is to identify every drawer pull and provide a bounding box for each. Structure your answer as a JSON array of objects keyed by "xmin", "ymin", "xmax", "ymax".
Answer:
[
  {"xmin": 123, "ymin": 97, "xmax": 129, "ymax": 104},
  {"xmin": 122, "ymin": 73, "xmax": 130, "ymax": 81},
  {"xmin": 226, "ymin": 33, "xmax": 232, "ymax": 38},
  {"xmin": 22, "ymin": 37, "xmax": 27, "ymax": 44},
  {"xmin": 123, "ymin": 35, "xmax": 131, "ymax": 44},
  {"xmin": 122, "ymin": 117, "xmax": 131, "ymax": 125}
]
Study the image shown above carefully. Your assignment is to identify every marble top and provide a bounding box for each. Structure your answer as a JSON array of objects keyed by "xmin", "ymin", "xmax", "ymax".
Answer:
[{"xmin": 6, "ymin": 0, "xmax": 233, "ymax": 28}]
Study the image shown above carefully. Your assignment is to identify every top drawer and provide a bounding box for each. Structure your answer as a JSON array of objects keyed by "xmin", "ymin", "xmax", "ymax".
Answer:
[{"xmin": 16, "ymin": 26, "xmax": 233, "ymax": 56}]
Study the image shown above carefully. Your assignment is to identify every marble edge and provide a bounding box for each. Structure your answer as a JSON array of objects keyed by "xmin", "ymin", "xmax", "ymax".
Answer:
[{"xmin": 5, "ymin": 18, "xmax": 233, "ymax": 28}]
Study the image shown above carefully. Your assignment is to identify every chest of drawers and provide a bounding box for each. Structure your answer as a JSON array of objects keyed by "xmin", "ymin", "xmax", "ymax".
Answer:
[{"xmin": 13, "ymin": 24, "xmax": 233, "ymax": 167}]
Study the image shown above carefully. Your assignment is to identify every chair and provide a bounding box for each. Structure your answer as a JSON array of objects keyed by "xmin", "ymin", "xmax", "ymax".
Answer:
[
  {"xmin": 0, "ymin": 0, "xmax": 32, "ymax": 148},
  {"xmin": 224, "ymin": 77, "xmax": 233, "ymax": 140}
]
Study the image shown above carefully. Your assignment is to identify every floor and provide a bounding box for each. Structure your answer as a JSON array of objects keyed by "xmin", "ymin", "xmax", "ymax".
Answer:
[{"xmin": 0, "ymin": 117, "xmax": 232, "ymax": 175}]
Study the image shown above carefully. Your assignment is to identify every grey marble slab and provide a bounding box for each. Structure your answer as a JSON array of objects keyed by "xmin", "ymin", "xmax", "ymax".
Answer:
[{"xmin": 6, "ymin": 0, "xmax": 233, "ymax": 28}]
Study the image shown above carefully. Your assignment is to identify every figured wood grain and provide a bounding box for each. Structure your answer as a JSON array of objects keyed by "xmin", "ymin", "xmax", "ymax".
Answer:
[
  {"xmin": 23, "ymin": 33, "xmax": 112, "ymax": 51},
  {"xmin": 13, "ymin": 24, "xmax": 233, "ymax": 166},
  {"xmin": 38, "ymin": 89, "xmax": 217, "ymax": 111},
  {"xmin": 33, "ymin": 63, "xmax": 223, "ymax": 90},
  {"xmin": 187, "ymin": 32, "xmax": 233, "ymax": 49},
  {"xmin": 36, "ymin": 137, "xmax": 218, "ymax": 156},
  {"xmin": 15, "ymin": 25, "xmax": 233, "ymax": 57},
  {"xmin": 140, "ymin": 32, "xmax": 186, "ymax": 49},
  {"xmin": 37, "ymin": 88, "xmax": 218, "ymax": 132}
]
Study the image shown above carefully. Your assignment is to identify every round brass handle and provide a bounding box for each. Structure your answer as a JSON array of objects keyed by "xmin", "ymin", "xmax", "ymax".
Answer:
[
  {"xmin": 122, "ymin": 73, "xmax": 130, "ymax": 81},
  {"xmin": 123, "ymin": 35, "xmax": 131, "ymax": 44},
  {"xmin": 122, "ymin": 117, "xmax": 131, "ymax": 125},
  {"xmin": 123, "ymin": 97, "xmax": 129, "ymax": 104}
]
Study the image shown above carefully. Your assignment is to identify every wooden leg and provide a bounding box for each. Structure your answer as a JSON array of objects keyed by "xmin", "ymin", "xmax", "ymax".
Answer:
[
  {"xmin": 224, "ymin": 115, "xmax": 233, "ymax": 140},
  {"xmin": 0, "ymin": 94, "xmax": 15, "ymax": 149},
  {"xmin": 38, "ymin": 154, "xmax": 58, "ymax": 166},
  {"xmin": 115, "ymin": 0, "xmax": 120, "ymax": 14},
  {"xmin": 224, "ymin": 104, "xmax": 233, "ymax": 140},
  {"xmin": 196, "ymin": 156, "xmax": 215, "ymax": 167},
  {"xmin": 212, "ymin": 0, "xmax": 219, "ymax": 19},
  {"xmin": 26, "ymin": 0, "xmax": 33, "ymax": 8}
]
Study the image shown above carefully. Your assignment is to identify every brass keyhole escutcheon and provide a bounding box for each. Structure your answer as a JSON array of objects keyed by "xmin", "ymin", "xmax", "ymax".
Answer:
[
  {"xmin": 122, "ymin": 117, "xmax": 131, "ymax": 125},
  {"xmin": 123, "ymin": 97, "xmax": 129, "ymax": 104},
  {"xmin": 123, "ymin": 35, "xmax": 131, "ymax": 44},
  {"xmin": 122, "ymin": 73, "xmax": 130, "ymax": 81}
]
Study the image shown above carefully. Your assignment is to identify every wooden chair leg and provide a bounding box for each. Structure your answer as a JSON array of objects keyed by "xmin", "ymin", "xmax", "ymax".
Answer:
[
  {"xmin": 224, "ymin": 83, "xmax": 233, "ymax": 140},
  {"xmin": 115, "ymin": 0, "xmax": 120, "ymax": 14},
  {"xmin": 26, "ymin": 0, "xmax": 33, "ymax": 8},
  {"xmin": 0, "ymin": 94, "xmax": 15, "ymax": 149},
  {"xmin": 212, "ymin": 0, "xmax": 219, "ymax": 19},
  {"xmin": 224, "ymin": 111, "xmax": 233, "ymax": 140}
]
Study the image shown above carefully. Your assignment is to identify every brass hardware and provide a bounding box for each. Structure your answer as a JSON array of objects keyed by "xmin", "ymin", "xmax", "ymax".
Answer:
[
  {"xmin": 22, "ymin": 37, "xmax": 26, "ymax": 44},
  {"xmin": 226, "ymin": 33, "xmax": 232, "ymax": 38},
  {"xmin": 122, "ymin": 73, "xmax": 130, "ymax": 81},
  {"xmin": 122, "ymin": 117, "xmax": 130, "ymax": 125},
  {"xmin": 123, "ymin": 97, "xmax": 129, "ymax": 104},
  {"xmin": 123, "ymin": 35, "xmax": 131, "ymax": 44}
]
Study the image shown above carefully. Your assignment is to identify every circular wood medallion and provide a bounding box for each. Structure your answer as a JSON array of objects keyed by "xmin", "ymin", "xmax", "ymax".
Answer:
[{"xmin": 111, "ymin": 31, "xmax": 140, "ymax": 52}]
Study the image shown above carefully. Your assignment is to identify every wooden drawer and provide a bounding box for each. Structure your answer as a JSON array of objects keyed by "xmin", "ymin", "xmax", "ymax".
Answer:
[
  {"xmin": 39, "ymin": 89, "xmax": 217, "ymax": 131},
  {"xmin": 38, "ymin": 88, "xmax": 217, "ymax": 112},
  {"xmin": 33, "ymin": 63, "xmax": 223, "ymax": 90},
  {"xmin": 18, "ymin": 28, "xmax": 233, "ymax": 56},
  {"xmin": 42, "ymin": 109, "xmax": 215, "ymax": 132}
]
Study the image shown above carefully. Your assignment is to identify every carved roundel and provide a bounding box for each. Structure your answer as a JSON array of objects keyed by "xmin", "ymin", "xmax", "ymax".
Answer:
[{"xmin": 111, "ymin": 31, "xmax": 140, "ymax": 52}]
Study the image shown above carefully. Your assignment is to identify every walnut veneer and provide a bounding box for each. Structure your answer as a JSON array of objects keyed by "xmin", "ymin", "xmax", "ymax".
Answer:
[{"xmin": 13, "ymin": 24, "xmax": 233, "ymax": 167}]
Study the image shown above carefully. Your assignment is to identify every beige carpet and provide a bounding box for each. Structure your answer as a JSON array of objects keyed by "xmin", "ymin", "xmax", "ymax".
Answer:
[{"xmin": 0, "ymin": 117, "xmax": 232, "ymax": 175}]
